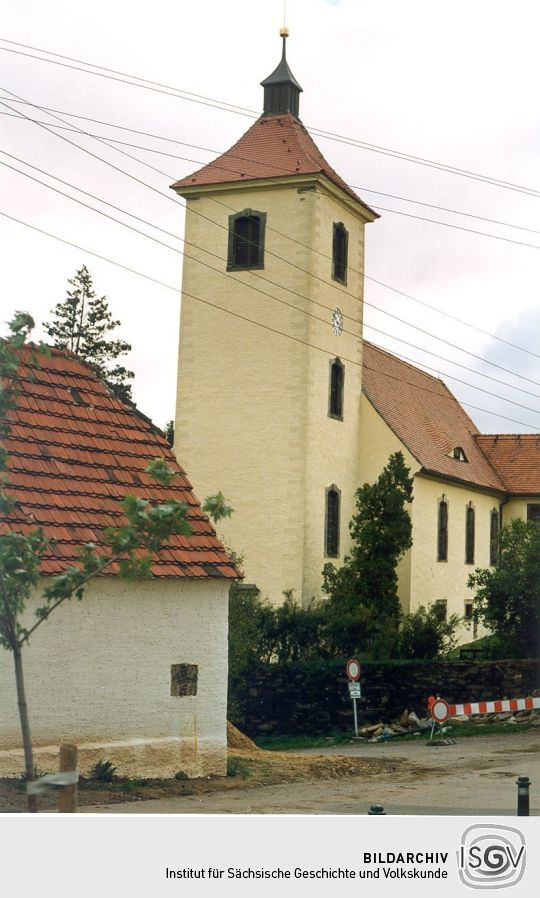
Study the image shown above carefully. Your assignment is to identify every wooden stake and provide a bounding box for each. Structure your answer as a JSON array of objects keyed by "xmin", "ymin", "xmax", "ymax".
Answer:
[{"xmin": 58, "ymin": 744, "xmax": 78, "ymax": 813}]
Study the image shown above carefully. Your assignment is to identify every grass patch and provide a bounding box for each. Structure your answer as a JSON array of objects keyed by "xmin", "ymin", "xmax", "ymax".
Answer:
[
  {"xmin": 227, "ymin": 756, "xmax": 252, "ymax": 778},
  {"xmin": 255, "ymin": 722, "xmax": 533, "ymax": 749},
  {"xmin": 255, "ymin": 732, "xmax": 352, "ymax": 751}
]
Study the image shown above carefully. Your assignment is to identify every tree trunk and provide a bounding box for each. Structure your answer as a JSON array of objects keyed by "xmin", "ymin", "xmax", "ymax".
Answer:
[{"xmin": 13, "ymin": 642, "xmax": 38, "ymax": 813}]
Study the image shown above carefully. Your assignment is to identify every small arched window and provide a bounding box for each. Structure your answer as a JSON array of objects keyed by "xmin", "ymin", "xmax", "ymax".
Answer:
[
  {"xmin": 325, "ymin": 485, "xmax": 341, "ymax": 557},
  {"xmin": 465, "ymin": 502, "xmax": 475, "ymax": 564},
  {"xmin": 227, "ymin": 209, "xmax": 266, "ymax": 270},
  {"xmin": 332, "ymin": 222, "xmax": 348, "ymax": 284},
  {"xmin": 328, "ymin": 358, "xmax": 344, "ymax": 419},
  {"xmin": 437, "ymin": 496, "xmax": 448, "ymax": 562},
  {"xmin": 490, "ymin": 508, "xmax": 499, "ymax": 566}
]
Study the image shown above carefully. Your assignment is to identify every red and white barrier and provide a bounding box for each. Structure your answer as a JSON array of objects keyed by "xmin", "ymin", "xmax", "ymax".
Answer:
[
  {"xmin": 450, "ymin": 696, "xmax": 540, "ymax": 717},
  {"xmin": 429, "ymin": 695, "xmax": 540, "ymax": 724}
]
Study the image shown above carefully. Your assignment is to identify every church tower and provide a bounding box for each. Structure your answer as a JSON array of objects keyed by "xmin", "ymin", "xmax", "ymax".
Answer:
[{"xmin": 172, "ymin": 33, "xmax": 378, "ymax": 603}]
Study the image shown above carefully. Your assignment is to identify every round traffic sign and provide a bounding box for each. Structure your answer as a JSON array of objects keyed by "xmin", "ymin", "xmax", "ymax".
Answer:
[
  {"xmin": 431, "ymin": 698, "xmax": 450, "ymax": 724},
  {"xmin": 346, "ymin": 658, "xmax": 361, "ymax": 682}
]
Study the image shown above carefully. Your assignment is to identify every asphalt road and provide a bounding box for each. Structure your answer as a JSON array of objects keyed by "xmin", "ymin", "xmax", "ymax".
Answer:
[{"xmin": 81, "ymin": 730, "xmax": 539, "ymax": 816}]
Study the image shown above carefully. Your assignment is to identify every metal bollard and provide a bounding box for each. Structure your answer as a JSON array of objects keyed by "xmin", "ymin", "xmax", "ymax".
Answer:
[
  {"xmin": 368, "ymin": 803, "xmax": 386, "ymax": 815},
  {"xmin": 516, "ymin": 776, "xmax": 530, "ymax": 817}
]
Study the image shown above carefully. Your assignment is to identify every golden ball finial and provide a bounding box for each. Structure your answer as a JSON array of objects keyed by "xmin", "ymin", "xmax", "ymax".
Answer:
[{"xmin": 280, "ymin": 26, "xmax": 289, "ymax": 37}]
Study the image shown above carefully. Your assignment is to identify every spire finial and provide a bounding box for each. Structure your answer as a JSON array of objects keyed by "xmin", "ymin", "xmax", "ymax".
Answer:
[
  {"xmin": 279, "ymin": 26, "xmax": 289, "ymax": 59},
  {"xmin": 261, "ymin": 26, "xmax": 302, "ymax": 117}
]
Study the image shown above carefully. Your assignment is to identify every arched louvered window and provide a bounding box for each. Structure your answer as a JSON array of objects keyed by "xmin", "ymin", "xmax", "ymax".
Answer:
[
  {"xmin": 465, "ymin": 502, "xmax": 475, "ymax": 564},
  {"xmin": 328, "ymin": 358, "xmax": 344, "ymax": 419},
  {"xmin": 437, "ymin": 497, "xmax": 448, "ymax": 562},
  {"xmin": 332, "ymin": 222, "xmax": 348, "ymax": 284},
  {"xmin": 227, "ymin": 209, "xmax": 266, "ymax": 270},
  {"xmin": 325, "ymin": 485, "xmax": 341, "ymax": 557},
  {"xmin": 490, "ymin": 508, "xmax": 499, "ymax": 566}
]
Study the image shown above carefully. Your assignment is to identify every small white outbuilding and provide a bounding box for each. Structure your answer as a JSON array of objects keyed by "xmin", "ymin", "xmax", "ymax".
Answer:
[{"xmin": 0, "ymin": 346, "xmax": 238, "ymax": 778}]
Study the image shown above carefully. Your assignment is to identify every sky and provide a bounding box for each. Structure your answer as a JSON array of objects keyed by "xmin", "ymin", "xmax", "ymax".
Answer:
[{"xmin": 1, "ymin": 0, "xmax": 540, "ymax": 434}]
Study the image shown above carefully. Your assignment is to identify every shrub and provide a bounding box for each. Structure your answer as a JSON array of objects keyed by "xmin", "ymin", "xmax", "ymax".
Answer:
[
  {"xmin": 90, "ymin": 759, "xmax": 117, "ymax": 783},
  {"xmin": 397, "ymin": 604, "xmax": 460, "ymax": 659}
]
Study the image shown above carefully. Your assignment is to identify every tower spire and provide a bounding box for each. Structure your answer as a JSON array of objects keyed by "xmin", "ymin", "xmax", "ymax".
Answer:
[{"xmin": 261, "ymin": 29, "xmax": 303, "ymax": 118}]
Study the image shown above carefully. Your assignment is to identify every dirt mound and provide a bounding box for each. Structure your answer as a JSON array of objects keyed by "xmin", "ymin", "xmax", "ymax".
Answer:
[{"xmin": 227, "ymin": 722, "xmax": 259, "ymax": 752}]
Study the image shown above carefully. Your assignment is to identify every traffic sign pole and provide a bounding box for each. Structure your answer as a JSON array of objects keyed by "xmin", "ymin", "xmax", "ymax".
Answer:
[{"xmin": 346, "ymin": 659, "xmax": 362, "ymax": 737}]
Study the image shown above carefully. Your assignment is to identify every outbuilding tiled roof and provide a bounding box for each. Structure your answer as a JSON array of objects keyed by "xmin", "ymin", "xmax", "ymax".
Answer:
[
  {"xmin": 2, "ymin": 346, "xmax": 239, "ymax": 580},
  {"xmin": 474, "ymin": 435, "xmax": 540, "ymax": 494},
  {"xmin": 171, "ymin": 113, "xmax": 378, "ymax": 215},
  {"xmin": 362, "ymin": 342, "xmax": 506, "ymax": 493}
]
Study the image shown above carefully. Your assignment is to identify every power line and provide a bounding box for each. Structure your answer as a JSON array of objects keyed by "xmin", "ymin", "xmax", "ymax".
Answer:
[
  {"xmin": 4, "ymin": 150, "xmax": 540, "ymax": 420},
  {"xmin": 3, "ymin": 85, "xmax": 540, "ymax": 405},
  {"xmin": 4, "ymin": 105, "xmax": 540, "ymax": 243},
  {"xmin": 2, "ymin": 38, "xmax": 540, "ymax": 201},
  {"xmin": 2, "ymin": 207, "xmax": 539, "ymax": 434},
  {"xmin": 0, "ymin": 209, "xmax": 179, "ymax": 293},
  {"xmin": 3, "ymin": 97, "xmax": 540, "ymax": 369}
]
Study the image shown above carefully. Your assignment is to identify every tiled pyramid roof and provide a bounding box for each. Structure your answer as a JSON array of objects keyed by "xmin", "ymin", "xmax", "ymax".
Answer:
[
  {"xmin": 171, "ymin": 113, "xmax": 377, "ymax": 215},
  {"xmin": 2, "ymin": 345, "xmax": 239, "ymax": 579},
  {"xmin": 362, "ymin": 342, "xmax": 506, "ymax": 492},
  {"xmin": 474, "ymin": 434, "xmax": 540, "ymax": 494}
]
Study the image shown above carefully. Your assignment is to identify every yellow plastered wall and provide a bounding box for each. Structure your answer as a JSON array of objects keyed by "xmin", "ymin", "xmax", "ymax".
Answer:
[
  {"xmin": 174, "ymin": 179, "xmax": 373, "ymax": 603},
  {"xmin": 503, "ymin": 497, "xmax": 539, "ymax": 524},
  {"xmin": 357, "ymin": 397, "xmax": 503, "ymax": 635},
  {"xmin": 411, "ymin": 476, "xmax": 501, "ymax": 639}
]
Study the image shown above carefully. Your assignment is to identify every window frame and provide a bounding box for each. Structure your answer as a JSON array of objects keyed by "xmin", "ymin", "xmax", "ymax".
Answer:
[
  {"xmin": 328, "ymin": 357, "xmax": 345, "ymax": 420},
  {"xmin": 332, "ymin": 222, "xmax": 348, "ymax": 285},
  {"xmin": 465, "ymin": 502, "xmax": 475, "ymax": 565},
  {"xmin": 437, "ymin": 496, "xmax": 448, "ymax": 562},
  {"xmin": 227, "ymin": 208, "xmax": 267, "ymax": 271},
  {"xmin": 527, "ymin": 503, "xmax": 540, "ymax": 522},
  {"xmin": 325, "ymin": 484, "xmax": 341, "ymax": 558},
  {"xmin": 490, "ymin": 508, "xmax": 499, "ymax": 566}
]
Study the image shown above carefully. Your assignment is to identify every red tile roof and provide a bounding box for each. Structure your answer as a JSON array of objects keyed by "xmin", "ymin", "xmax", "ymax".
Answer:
[
  {"xmin": 171, "ymin": 113, "xmax": 378, "ymax": 215},
  {"xmin": 474, "ymin": 435, "xmax": 540, "ymax": 494},
  {"xmin": 2, "ymin": 346, "xmax": 239, "ymax": 580},
  {"xmin": 362, "ymin": 342, "xmax": 506, "ymax": 492}
]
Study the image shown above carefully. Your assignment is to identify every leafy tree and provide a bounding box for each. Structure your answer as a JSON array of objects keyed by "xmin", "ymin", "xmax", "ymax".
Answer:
[
  {"xmin": 397, "ymin": 604, "xmax": 460, "ymax": 659},
  {"xmin": 468, "ymin": 519, "xmax": 540, "ymax": 658},
  {"xmin": 43, "ymin": 265, "xmax": 134, "ymax": 402},
  {"xmin": 270, "ymin": 591, "xmax": 328, "ymax": 663},
  {"xmin": 322, "ymin": 452, "xmax": 413, "ymax": 659},
  {"xmin": 202, "ymin": 491, "xmax": 234, "ymax": 524},
  {"xmin": 0, "ymin": 314, "xmax": 230, "ymax": 811},
  {"xmin": 228, "ymin": 585, "xmax": 275, "ymax": 683}
]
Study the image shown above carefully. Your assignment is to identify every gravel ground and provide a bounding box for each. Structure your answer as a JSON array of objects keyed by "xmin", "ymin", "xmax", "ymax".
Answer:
[{"xmin": 80, "ymin": 730, "xmax": 539, "ymax": 816}]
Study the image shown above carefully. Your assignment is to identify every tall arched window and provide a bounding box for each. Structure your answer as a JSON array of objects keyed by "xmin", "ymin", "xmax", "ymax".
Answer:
[
  {"xmin": 325, "ymin": 485, "xmax": 341, "ymax": 557},
  {"xmin": 437, "ymin": 496, "xmax": 448, "ymax": 562},
  {"xmin": 332, "ymin": 222, "xmax": 348, "ymax": 284},
  {"xmin": 328, "ymin": 358, "xmax": 344, "ymax": 419},
  {"xmin": 490, "ymin": 508, "xmax": 499, "ymax": 566},
  {"xmin": 227, "ymin": 209, "xmax": 266, "ymax": 270},
  {"xmin": 465, "ymin": 502, "xmax": 475, "ymax": 564}
]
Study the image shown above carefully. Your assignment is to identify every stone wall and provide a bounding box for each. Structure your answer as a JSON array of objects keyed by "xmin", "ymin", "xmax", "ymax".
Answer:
[{"xmin": 229, "ymin": 658, "xmax": 540, "ymax": 736}]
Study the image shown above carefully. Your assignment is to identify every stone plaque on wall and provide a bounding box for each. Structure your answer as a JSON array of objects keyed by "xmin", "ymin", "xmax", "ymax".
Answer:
[{"xmin": 170, "ymin": 663, "xmax": 198, "ymax": 696}]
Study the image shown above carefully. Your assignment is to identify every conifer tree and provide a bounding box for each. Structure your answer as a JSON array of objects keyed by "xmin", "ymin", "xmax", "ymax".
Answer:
[
  {"xmin": 322, "ymin": 452, "xmax": 413, "ymax": 658},
  {"xmin": 44, "ymin": 265, "xmax": 134, "ymax": 402}
]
